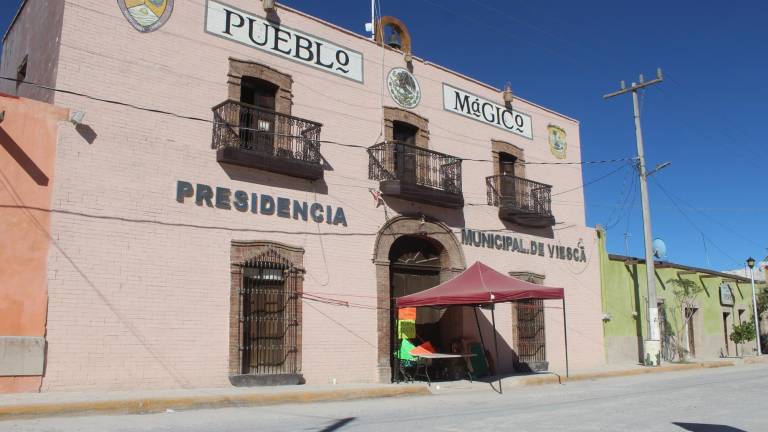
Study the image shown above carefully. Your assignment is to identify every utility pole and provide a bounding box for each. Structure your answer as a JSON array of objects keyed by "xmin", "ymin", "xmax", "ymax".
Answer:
[
  {"xmin": 604, "ymin": 69, "xmax": 664, "ymax": 366},
  {"xmin": 747, "ymin": 257, "xmax": 762, "ymax": 356}
]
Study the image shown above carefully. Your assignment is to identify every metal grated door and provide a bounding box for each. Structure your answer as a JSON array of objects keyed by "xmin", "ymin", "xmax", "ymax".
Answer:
[
  {"xmin": 517, "ymin": 299, "xmax": 546, "ymax": 364},
  {"xmin": 241, "ymin": 257, "xmax": 300, "ymax": 375}
]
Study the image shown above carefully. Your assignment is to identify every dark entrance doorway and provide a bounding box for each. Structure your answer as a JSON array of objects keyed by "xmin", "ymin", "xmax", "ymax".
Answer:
[
  {"xmin": 239, "ymin": 76, "xmax": 278, "ymax": 153},
  {"xmin": 722, "ymin": 312, "xmax": 731, "ymax": 356},
  {"xmin": 389, "ymin": 236, "xmax": 442, "ymax": 381}
]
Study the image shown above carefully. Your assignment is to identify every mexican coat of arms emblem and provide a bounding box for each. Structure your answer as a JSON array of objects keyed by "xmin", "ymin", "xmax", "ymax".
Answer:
[{"xmin": 387, "ymin": 68, "xmax": 421, "ymax": 109}]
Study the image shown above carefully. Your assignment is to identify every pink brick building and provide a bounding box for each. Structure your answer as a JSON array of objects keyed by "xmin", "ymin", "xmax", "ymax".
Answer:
[{"xmin": 1, "ymin": 0, "xmax": 605, "ymax": 391}]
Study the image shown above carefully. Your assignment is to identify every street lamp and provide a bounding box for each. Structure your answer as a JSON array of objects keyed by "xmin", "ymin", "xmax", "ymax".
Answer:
[{"xmin": 747, "ymin": 257, "xmax": 762, "ymax": 356}]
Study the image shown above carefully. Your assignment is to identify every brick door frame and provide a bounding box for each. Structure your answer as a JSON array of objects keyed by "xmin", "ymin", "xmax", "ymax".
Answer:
[
  {"xmin": 372, "ymin": 216, "xmax": 466, "ymax": 383},
  {"xmin": 228, "ymin": 240, "xmax": 305, "ymax": 382}
]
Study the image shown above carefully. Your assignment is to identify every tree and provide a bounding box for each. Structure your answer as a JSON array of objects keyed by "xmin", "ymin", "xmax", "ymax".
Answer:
[
  {"xmin": 757, "ymin": 287, "xmax": 767, "ymax": 353},
  {"xmin": 666, "ymin": 278, "xmax": 705, "ymax": 362},
  {"xmin": 730, "ymin": 320, "xmax": 756, "ymax": 346},
  {"xmin": 757, "ymin": 287, "xmax": 767, "ymax": 317}
]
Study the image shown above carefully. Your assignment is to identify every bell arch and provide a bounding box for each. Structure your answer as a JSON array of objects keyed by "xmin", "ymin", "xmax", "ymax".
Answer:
[
  {"xmin": 372, "ymin": 216, "xmax": 466, "ymax": 382},
  {"xmin": 374, "ymin": 16, "xmax": 413, "ymax": 55}
]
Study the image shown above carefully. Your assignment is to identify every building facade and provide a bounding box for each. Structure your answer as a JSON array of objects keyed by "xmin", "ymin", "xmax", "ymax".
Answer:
[
  {"xmin": 1, "ymin": 0, "xmax": 605, "ymax": 392},
  {"xmin": 0, "ymin": 94, "xmax": 69, "ymax": 393},
  {"xmin": 598, "ymin": 229, "xmax": 767, "ymax": 364}
]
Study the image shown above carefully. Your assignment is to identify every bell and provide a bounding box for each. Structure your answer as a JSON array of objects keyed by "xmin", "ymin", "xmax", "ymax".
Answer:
[
  {"xmin": 502, "ymin": 82, "xmax": 514, "ymax": 105},
  {"xmin": 387, "ymin": 31, "xmax": 402, "ymax": 49}
]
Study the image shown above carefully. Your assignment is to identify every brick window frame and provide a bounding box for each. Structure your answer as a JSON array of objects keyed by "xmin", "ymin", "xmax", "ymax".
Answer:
[
  {"xmin": 228, "ymin": 241, "xmax": 305, "ymax": 380},
  {"xmin": 383, "ymin": 106, "xmax": 429, "ymax": 148},
  {"xmin": 492, "ymin": 139, "xmax": 525, "ymax": 178},
  {"xmin": 228, "ymin": 57, "xmax": 293, "ymax": 115}
]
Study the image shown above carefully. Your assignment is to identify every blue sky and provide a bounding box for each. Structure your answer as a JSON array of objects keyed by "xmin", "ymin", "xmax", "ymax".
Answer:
[{"xmin": 2, "ymin": 1, "xmax": 766, "ymax": 271}]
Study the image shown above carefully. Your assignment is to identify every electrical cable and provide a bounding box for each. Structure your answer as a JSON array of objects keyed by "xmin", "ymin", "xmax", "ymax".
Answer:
[
  {"xmin": 650, "ymin": 177, "xmax": 743, "ymax": 266},
  {"xmin": 551, "ymin": 162, "xmax": 630, "ymax": 197},
  {"xmin": 601, "ymin": 162, "xmax": 636, "ymax": 229},
  {"xmin": 1, "ymin": 75, "xmax": 632, "ymax": 167}
]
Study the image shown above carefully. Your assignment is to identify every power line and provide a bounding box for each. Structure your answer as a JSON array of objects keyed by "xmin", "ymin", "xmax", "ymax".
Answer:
[
  {"xmin": 0, "ymin": 204, "xmax": 587, "ymax": 237},
  {"xmin": 1, "ymin": 75, "xmax": 631, "ymax": 167},
  {"xmin": 551, "ymin": 162, "xmax": 630, "ymax": 197},
  {"xmin": 649, "ymin": 177, "xmax": 764, "ymax": 250},
  {"xmin": 602, "ymin": 162, "xmax": 636, "ymax": 229},
  {"xmin": 650, "ymin": 177, "xmax": 743, "ymax": 266}
]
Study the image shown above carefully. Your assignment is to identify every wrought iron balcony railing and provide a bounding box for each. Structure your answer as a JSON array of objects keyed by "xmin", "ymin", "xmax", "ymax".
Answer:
[
  {"xmin": 212, "ymin": 100, "xmax": 323, "ymax": 179},
  {"xmin": 368, "ymin": 141, "xmax": 464, "ymax": 208},
  {"xmin": 486, "ymin": 175, "xmax": 555, "ymax": 227}
]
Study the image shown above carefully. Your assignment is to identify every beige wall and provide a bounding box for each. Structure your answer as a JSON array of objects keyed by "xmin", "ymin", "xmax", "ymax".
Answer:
[
  {"xmin": 0, "ymin": 94, "xmax": 68, "ymax": 392},
  {"xmin": 25, "ymin": 0, "xmax": 605, "ymax": 390}
]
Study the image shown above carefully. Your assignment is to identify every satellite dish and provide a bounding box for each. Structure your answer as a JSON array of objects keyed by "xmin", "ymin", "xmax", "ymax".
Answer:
[{"xmin": 652, "ymin": 238, "xmax": 667, "ymax": 259}]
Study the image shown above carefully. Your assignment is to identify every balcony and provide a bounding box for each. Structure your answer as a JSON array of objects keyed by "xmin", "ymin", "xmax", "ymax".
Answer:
[
  {"xmin": 212, "ymin": 100, "xmax": 324, "ymax": 180},
  {"xmin": 486, "ymin": 175, "xmax": 555, "ymax": 227},
  {"xmin": 368, "ymin": 141, "xmax": 464, "ymax": 208}
]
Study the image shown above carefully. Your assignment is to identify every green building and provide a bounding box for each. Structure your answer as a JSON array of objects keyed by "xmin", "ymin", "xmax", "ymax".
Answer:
[{"xmin": 598, "ymin": 228, "xmax": 766, "ymax": 364}]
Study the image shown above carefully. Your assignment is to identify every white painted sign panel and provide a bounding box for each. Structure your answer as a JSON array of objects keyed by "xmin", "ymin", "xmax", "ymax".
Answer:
[
  {"xmin": 720, "ymin": 283, "xmax": 735, "ymax": 306},
  {"xmin": 442, "ymin": 84, "xmax": 533, "ymax": 139},
  {"xmin": 205, "ymin": 0, "xmax": 364, "ymax": 83}
]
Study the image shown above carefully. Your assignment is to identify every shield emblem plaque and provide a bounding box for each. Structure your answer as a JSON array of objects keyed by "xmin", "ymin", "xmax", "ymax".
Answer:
[{"xmin": 118, "ymin": 0, "xmax": 174, "ymax": 33}]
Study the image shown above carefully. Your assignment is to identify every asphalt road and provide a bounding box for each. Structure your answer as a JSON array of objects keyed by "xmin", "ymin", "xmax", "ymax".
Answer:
[{"xmin": 5, "ymin": 364, "xmax": 768, "ymax": 432}]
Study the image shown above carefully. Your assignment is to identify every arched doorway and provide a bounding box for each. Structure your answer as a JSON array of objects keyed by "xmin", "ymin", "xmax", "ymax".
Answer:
[
  {"xmin": 372, "ymin": 216, "xmax": 466, "ymax": 382},
  {"xmin": 389, "ymin": 236, "xmax": 442, "ymax": 381}
]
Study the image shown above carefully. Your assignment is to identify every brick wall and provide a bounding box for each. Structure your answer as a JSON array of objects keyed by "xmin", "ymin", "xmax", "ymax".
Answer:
[{"xmin": 35, "ymin": 0, "xmax": 604, "ymax": 390}]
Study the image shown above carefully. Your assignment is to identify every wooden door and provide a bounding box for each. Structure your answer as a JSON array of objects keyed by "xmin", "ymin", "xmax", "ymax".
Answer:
[
  {"xmin": 240, "ymin": 77, "xmax": 278, "ymax": 153},
  {"xmin": 722, "ymin": 312, "xmax": 730, "ymax": 357},
  {"xmin": 392, "ymin": 121, "xmax": 419, "ymax": 183},
  {"xmin": 498, "ymin": 152, "xmax": 518, "ymax": 206},
  {"xmin": 686, "ymin": 308, "xmax": 696, "ymax": 358}
]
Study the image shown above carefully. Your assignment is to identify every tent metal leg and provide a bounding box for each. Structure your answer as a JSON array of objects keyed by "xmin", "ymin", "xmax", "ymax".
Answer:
[
  {"xmin": 563, "ymin": 298, "xmax": 570, "ymax": 378},
  {"xmin": 491, "ymin": 305, "xmax": 502, "ymax": 394},
  {"xmin": 473, "ymin": 307, "xmax": 490, "ymax": 372}
]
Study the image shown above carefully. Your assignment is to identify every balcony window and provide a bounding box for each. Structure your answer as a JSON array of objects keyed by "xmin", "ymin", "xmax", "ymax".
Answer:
[
  {"xmin": 214, "ymin": 60, "xmax": 323, "ymax": 180},
  {"xmin": 368, "ymin": 141, "xmax": 464, "ymax": 208},
  {"xmin": 486, "ymin": 175, "xmax": 554, "ymax": 227},
  {"xmin": 212, "ymin": 100, "xmax": 324, "ymax": 180}
]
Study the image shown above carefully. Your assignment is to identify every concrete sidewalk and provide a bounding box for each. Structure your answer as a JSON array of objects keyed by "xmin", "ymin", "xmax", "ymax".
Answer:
[
  {"xmin": 0, "ymin": 383, "xmax": 430, "ymax": 421},
  {"xmin": 2, "ymin": 356, "xmax": 767, "ymax": 421}
]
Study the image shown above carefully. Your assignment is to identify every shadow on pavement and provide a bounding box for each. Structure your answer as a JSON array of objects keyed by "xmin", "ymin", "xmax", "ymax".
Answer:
[
  {"xmin": 320, "ymin": 417, "xmax": 356, "ymax": 431},
  {"xmin": 673, "ymin": 422, "xmax": 747, "ymax": 432}
]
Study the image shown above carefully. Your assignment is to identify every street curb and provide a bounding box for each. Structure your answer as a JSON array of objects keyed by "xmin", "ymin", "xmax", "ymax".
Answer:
[
  {"xmin": 515, "ymin": 360, "xmax": 735, "ymax": 387},
  {"xmin": 743, "ymin": 356, "xmax": 768, "ymax": 365},
  {"xmin": 0, "ymin": 385, "xmax": 430, "ymax": 421}
]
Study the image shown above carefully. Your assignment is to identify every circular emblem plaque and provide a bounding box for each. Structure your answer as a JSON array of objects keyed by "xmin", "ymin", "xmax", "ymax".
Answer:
[
  {"xmin": 387, "ymin": 68, "xmax": 421, "ymax": 109},
  {"xmin": 118, "ymin": 0, "xmax": 174, "ymax": 33}
]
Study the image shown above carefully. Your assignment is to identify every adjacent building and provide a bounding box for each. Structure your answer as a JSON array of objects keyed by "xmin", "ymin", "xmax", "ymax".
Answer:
[
  {"xmin": 598, "ymin": 228, "xmax": 767, "ymax": 364},
  {"xmin": 0, "ymin": 0, "xmax": 605, "ymax": 392}
]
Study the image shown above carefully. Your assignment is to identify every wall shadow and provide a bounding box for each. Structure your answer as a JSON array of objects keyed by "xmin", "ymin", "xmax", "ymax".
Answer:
[
  {"xmin": 320, "ymin": 417, "xmax": 356, "ymax": 432},
  {"xmin": 469, "ymin": 305, "xmax": 517, "ymax": 377},
  {"xmin": 0, "ymin": 127, "xmax": 49, "ymax": 186},
  {"xmin": 672, "ymin": 422, "xmax": 746, "ymax": 432},
  {"xmin": 220, "ymin": 162, "xmax": 328, "ymax": 195},
  {"xmin": 697, "ymin": 276, "xmax": 712, "ymax": 298},
  {"xmin": 382, "ymin": 196, "xmax": 466, "ymax": 228},
  {"xmin": 75, "ymin": 124, "xmax": 98, "ymax": 144},
  {"xmin": 500, "ymin": 218, "xmax": 554, "ymax": 239}
]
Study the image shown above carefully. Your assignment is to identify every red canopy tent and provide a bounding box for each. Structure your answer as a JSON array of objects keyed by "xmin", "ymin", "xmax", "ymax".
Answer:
[{"xmin": 396, "ymin": 262, "xmax": 569, "ymax": 391}]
